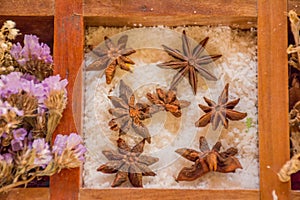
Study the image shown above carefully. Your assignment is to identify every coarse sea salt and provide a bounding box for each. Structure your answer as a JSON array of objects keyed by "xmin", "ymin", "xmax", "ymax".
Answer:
[{"xmin": 82, "ymin": 26, "xmax": 258, "ymax": 189}]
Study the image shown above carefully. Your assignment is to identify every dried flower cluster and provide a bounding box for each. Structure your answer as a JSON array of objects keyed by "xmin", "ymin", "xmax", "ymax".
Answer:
[
  {"xmin": 278, "ymin": 153, "xmax": 300, "ymax": 182},
  {"xmin": 10, "ymin": 35, "xmax": 53, "ymax": 80},
  {"xmin": 0, "ymin": 21, "xmax": 86, "ymax": 193},
  {"xmin": 0, "ymin": 20, "xmax": 19, "ymax": 74},
  {"xmin": 279, "ymin": 10, "xmax": 300, "ymax": 183}
]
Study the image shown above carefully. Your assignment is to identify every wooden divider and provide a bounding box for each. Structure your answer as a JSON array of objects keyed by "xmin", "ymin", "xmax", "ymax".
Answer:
[
  {"xmin": 0, "ymin": 0, "xmax": 296, "ymax": 199},
  {"xmin": 258, "ymin": 0, "xmax": 290, "ymax": 199},
  {"xmin": 50, "ymin": 0, "xmax": 83, "ymax": 200}
]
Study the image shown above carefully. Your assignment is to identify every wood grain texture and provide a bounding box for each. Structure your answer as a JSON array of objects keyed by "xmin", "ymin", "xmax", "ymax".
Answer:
[
  {"xmin": 291, "ymin": 191, "xmax": 300, "ymax": 199},
  {"xmin": 0, "ymin": 16, "xmax": 54, "ymax": 50},
  {"xmin": 84, "ymin": 0, "xmax": 257, "ymax": 28},
  {"xmin": 0, "ymin": 0, "xmax": 54, "ymax": 16},
  {"xmin": 50, "ymin": 0, "xmax": 84, "ymax": 200},
  {"xmin": 258, "ymin": 0, "xmax": 290, "ymax": 199},
  {"xmin": 289, "ymin": 0, "xmax": 300, "ymax": 14},
  {"xmin": 0, "ymin": 188, "xmax": 49, "ymax": 200},
  {"xmin": 80, "ymin": 189, "xmax": 259, "ymax": 200}
]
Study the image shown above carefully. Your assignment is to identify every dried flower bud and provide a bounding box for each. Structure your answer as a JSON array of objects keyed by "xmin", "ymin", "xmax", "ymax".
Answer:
[
  {"xmin": 53, "ymin": 133, "xmax": 86, "ymax": 169},
  {"xmin": 44, "ymin": 90, "xmax": 67, "ymax": 142},
  {"xmin": 32, "ymin": 138, "xmax": 52, "ymax": 168},
  {"xmin": 10, "ymin": 35, "xmax": 53, "ymax": 80},
  {"xmin": 278, "ymin": 153, "xmax": 300, "ymax": 182}
]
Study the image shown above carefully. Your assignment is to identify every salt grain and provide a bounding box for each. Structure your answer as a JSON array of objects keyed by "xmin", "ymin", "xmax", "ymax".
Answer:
[{"xmin": 83, "ymin": 26, "xmax": 258, "ymax": 189}]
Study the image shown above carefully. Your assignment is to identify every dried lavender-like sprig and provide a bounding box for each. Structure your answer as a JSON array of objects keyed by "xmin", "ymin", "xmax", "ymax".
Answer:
[
  {"xmin": 44, "ymin": 90, "xmax": 67, "ymax": 142},
  {"xmin": 42, "ymin": 75, "xmax": 68, "ymax": 142},
  {"xmin": 32, "ymin": 138, "xmax": 52, "ymax": 168},
  {"xmin": 10, "ymin": 35, "xmax": 53, "ymax": 80},
  {"xmin": 11, "ymin": 128, "xmax": 27, "ymax": 151},
  {"xmin": 0, "ymin": 133, "xmax": 86, "ymax": 193},
  {"xmin": 0, "ymin": 72, "xmax": 44, "ymax": 101},
  {"xmin": 52, "ymin": 133, "xmax": 87, "ymax": 169},
  {"xmin": 0, "ymin": 153, "xmax": 14, "ymax": 186}
]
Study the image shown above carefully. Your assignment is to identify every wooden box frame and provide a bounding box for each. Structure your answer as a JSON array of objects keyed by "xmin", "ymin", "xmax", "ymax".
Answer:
[{"xmin": 0, "ymin": 0, "xmax": 299, "ymax": 199}]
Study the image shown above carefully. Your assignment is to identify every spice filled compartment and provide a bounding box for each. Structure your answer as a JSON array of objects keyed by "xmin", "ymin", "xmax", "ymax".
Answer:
[{"xmin": 82, "ymin": 26, "xmax": 258, "ymax": 189}]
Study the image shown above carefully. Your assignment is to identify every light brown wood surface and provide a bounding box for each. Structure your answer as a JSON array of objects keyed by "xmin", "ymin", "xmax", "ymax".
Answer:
[
  {"xmin": 50, "ymin": 0, "xmax": 84, "ymax": 200},
  {"xmin": 258, "ymin": 0, "xmax": 290, "ymax": 199},
  {"xmin": 0, "ymin": 188, "xmax": 49, "ymax": 200},
  {"xmin": 0, "ymin": 0, "xmax": 53, "ymax": 16},
  {"xmin": 0, "ymin": 0, "xmax": 297, "ymax": 199},
  {"xmin": 80, "ymin": 189, "xmax": 259, "ymax": 200},
  {"xmin": 84, "ymin": 0, "xmax": 257, "ymax": 28},
  {"xmin": 289, "ymin": 0, "xmax": 300, "ymax": 14},
  {"xmin": 292, "ymin": 191, "xmax": 300, "ymax": 199}
]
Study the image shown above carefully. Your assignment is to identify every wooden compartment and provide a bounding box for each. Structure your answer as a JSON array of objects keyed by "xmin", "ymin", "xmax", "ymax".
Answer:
[{"xmin": 0, "ymin": 0, "xmax": 299, "ymax": 199}]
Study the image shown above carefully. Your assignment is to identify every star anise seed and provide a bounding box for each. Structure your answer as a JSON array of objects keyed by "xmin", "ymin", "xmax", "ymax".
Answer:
[
  {"xmin": 158, "ymin": 30, "xmax": 222, "ymax": 95},
  {"xmin": 175, "ymin": 136, "xmax": 242, "ymax": 182},
  {"xmin": 195, "ymin": 83, "xmax": 247, "ymax": 130},
  {"xmin": 86, "ymin": 35, "xmax": 136, "ymax": 84},
  {"xmin": 97, "ymin": 138, "xmax": 159, "ymax": 187},
  {"xmin": 108, "ymin": 80, "xmax": 152, "ymax": 143},
  {"xmin": 146, "ymin": 88, "xmax": 190, "ymax": 117}
]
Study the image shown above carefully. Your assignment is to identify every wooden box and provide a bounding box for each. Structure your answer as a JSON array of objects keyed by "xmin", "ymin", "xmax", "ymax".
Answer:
[{"xmin": 0, "ymin": 0, "xmax": 299, "ymax": 199}]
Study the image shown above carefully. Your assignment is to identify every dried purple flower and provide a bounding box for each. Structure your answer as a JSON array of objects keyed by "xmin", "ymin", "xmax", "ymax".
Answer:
[
  {"xmin": 32, "ymin": 138, "xmax": 52, "ymax": 168},
  {"xmin": 21, "ymin": 73, "xmax": 40, "ymax": 84},
  {"xmin": 0, "ymin": 100, "xmax": 23, "ymax": 116},
  {"xmin": 0, "ymin": 72, "xmax": 47, "ymax": 105},
  {"xmin": 66, "ymin": 133, "xmax": 86, "ymax": 162},
  {"xmin": 66, "ymin": 133, "xmax": 82, "ymax": 149},
  {"xmin": 10, "ymin": 35, "xmax": 53, "ymax": 65},
  {"xmin": 41, "ymin": 75, "xmax": 68, "ymax": 96},
  {"xmin": 12, "ymin": 128, "xmax": 27, "ymax": 141},
  {"xmin": 11, "ymin": 139, "xmax": 23, "ymax": 151},
  {"xmin": 10, "ymin": 128, "xmax": 27, "ymax": 151},
  {"xmin": 21, "ymin": 79, "xmax": 45, "ymax": 103},
  {"xmin": 0, "ymin": 72, "xmax": 23, "ymax": 97},
  {"xmin": 52, "ymin": 133, "xmax": 86, "ymax": 163},
  {"xmin": 73, "ymin": 144, "xmax": 86, "ymax": 162},
  {"xmin": 0, "ymin": 153, "xmax": 13, "ymax": 164},
  {"xmin": 10, "ymin": 35, "xmax": 53, "ymax": 80},
  {"xmin": 52, "ymin": 134, "xmax": 67, "ymax": 155}
]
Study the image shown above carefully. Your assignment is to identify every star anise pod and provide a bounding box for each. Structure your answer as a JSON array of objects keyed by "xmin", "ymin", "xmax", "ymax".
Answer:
[
  {"xmin": 158, "ymin": 30, "xmax": 222, "ymax": 95},
  {"xmin": 146, "ymin": 88, "xmax": 191, "ymax": 117},
  {"xmin": 97, "ymin": 138, "xmax": 159, "ymax": 187},
  {"xmin": 108, "ymin": 80, "xmax": 152, "ymax": 143},
  {"xmin": 195, "ymin": 83, "xmax": 247, "ymax": 130},
  {"xmin": 175, "ymin": 136, "xmax": 242, "ymax": 182},
  {"xmin": 86, "ymin": 35, "xmax": 136, "ymax": 84}
]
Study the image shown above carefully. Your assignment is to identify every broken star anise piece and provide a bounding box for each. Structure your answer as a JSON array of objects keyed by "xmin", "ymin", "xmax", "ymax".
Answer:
[
  {"xmin": 146, "ymin": 88, "xmax": 191, "ymax": 117},
  {"xmin": 86, "ymin": 34, "xmax": 136, "ymax": 84},
  {"xmin": 108, "ymin": 80, "xmax": 152, "ymax": 143},
  {"xmin": 97, "ymin": 138, "xmax": 159, "ymax": 187},
  {"xmin": 195, "ymin": 83, "xmax": 247, "ymax": 130},
  {"xmin": 175, "ymin": 136, "xmax": 242, "ymax": 182},
  {"xmin": 158, "ymin": 30, "xmax": 222, "ymax": 95}
]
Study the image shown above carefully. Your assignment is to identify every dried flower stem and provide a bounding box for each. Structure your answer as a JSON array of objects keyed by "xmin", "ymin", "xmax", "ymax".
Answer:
[
  {"xmin": 0, "ymin": 175, "xmax": 36, "ymax": 193},
  {"xmin": 288, "ymin": 10, "xmax": 300, "ymax": 67}
]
